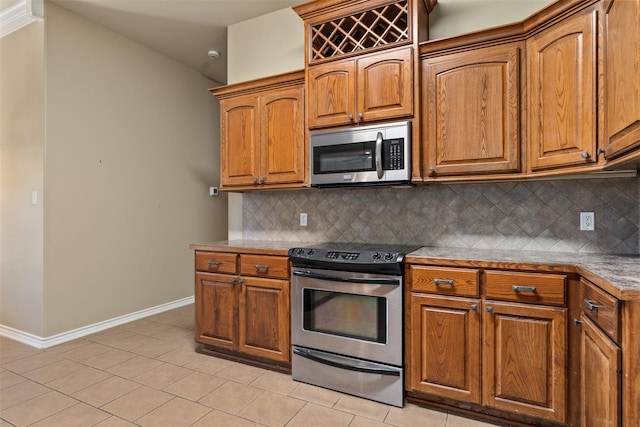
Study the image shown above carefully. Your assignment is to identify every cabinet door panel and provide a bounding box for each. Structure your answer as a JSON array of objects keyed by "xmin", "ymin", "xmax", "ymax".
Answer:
[
  {"xmin": 308, "ymin": 60, "xmax": 356, "ymax": 128},
  {"xmin": 528, "ymin": 8, "xmax": 597, "ymax": 170},
  {"xmin": 357, "ymin": 47, "xmax": 413, "ymax": 123},
  {"xmin": 483, "ymin": 301, "xmax": 566, "ymax": 422},
  {"xmin": 580, "ymin": 315, "xmax": 620, "ymax": 427},
  {"xmin": 424, "ymin": 44, "xmax": 521, "ymax": 176},
  {"xmin": 195, "ymin": 272, "xmax": 236, "ymax": 350},
  {"xmin": 260, "ymin": 86, "xmax": 305, "ymax": 184},
  {"xmin": 409, "ymin": 294, "xmax": 481, "ymax": 403},
  {"xmin": 238, "ymin": 277, "xmax": 290, "ymax": 363},
  {"xmin": 220, "ymin": 96, "xmax": 260, "ymax": 186},
  {"xmin": 604, "ymin": 0, "xmax": 640, "ymax": 158}
]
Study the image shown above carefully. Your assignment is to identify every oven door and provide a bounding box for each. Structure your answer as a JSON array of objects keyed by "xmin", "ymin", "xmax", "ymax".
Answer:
[{"xmin": 291, "ymin": 267, "xmax": 403, "ymax": 366}]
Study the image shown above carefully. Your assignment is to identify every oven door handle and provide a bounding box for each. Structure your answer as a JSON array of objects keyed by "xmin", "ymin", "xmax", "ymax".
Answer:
[
  {"xmin": 292, "ymin": 270, "xmax": 399, "ymax": 286},
  {"xmin": 293, "ymin": 347, "xmax": 400, "ymax": 377}
]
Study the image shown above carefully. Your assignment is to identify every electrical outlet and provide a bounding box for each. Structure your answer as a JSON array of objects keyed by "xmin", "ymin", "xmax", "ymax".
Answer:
[
  {"xmin": 300, "ymin": 212, "xmax": 308, "ymax": 227},
  {"xmin": 580, "ymin": 212, "xmax": 595, "ymax": 231},
  {"xmin": 209, "ymin": 186, "xmax": 218, "ymax": 196}
]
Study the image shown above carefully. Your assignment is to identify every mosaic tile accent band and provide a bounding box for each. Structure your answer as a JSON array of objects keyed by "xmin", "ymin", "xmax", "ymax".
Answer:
[{"xmin": 243, "ymin": 177, "xmax": 640, "ymax": 254}]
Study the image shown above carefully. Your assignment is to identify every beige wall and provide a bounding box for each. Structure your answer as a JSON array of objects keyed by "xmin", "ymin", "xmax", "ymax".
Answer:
[
  {"xmin": 0, "ymin": 20, "xmax": 46, "ymax": 336},
  {"xmin": 41, "ymin": 2, "xmax": 227, "ymax": 336},
  {"xmin": 429, "ymin": 0, "xmax": 554, "ymax": 40}
]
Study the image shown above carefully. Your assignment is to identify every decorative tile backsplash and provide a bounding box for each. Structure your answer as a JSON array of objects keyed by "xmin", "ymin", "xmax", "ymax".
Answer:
[{"xmin": 243, "ymin": 177, "xmax": 640, "ymax": 254}]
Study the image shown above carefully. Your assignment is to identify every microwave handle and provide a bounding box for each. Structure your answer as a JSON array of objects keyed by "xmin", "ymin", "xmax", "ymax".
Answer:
[{"xmin": 375, "ymin": 132, "xmax": 383, "ymax": 179}]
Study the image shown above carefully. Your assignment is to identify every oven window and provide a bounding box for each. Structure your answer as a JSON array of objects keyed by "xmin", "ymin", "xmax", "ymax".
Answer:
[
  {"xmin": 313, "ymin": 141, "xmax": 376, "ymax": 174},
  {"xmin": 302, "ymin": 289, "xmax": 386, "ymax": 343}
]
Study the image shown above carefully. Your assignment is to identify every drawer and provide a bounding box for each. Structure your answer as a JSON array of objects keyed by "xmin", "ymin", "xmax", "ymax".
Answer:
[
  {"xmin": 485, "ymin": 270, "xmax": 566, "ymax": 306},
  {"xmin": 409, "ymin": 265, "xmax": 479, "ymax": 297},
  {"xmin": 239, "ymin": 254, "xmax": 289, "ymax": 279},
  {"xmin": 581, "ymin": 278, "xmax": 619, "ymax": 342},
  {"xmin": 195, "ymin": 251, "xmax": 237, "ymax": 274}
]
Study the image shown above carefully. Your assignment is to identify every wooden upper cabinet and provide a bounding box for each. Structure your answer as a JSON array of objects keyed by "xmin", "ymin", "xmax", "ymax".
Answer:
[
  {"xmin": 220, "ymin": 95, "xmax": 260, "ymax": 187},
  {"xmin": 211, "ymin": 70, "xmax": 305, "ymax": 190},
  {"xmin": 422, "ymin": 43, "xmax": 522, "ymax": 177},
  {"xmin": 307, "ymin": 59, "xmax": 356, "ymax": 128},
  {"xmin": 603, "ymin": 0, "xmax": 640, "ymax": 160},
  {"xmin": 308, "ymin": 47, "xmax": 413, "ymax": 128},
  {"xmin": 357, "ymin": 47, "xmax": 414, "ymax": 123},
  {"xmin": 527, "ymin": 6, "xmax": 598, "ymax": 171},
  {"xmin": 259, "ymin": 86, "xmax": 305, "ymax": 185}
]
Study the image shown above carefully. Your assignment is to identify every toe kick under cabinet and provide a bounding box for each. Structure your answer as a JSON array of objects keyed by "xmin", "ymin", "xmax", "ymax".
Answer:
[{"xmin": 194, "ymin": 249, "xmax": 291, "ymax": 370}]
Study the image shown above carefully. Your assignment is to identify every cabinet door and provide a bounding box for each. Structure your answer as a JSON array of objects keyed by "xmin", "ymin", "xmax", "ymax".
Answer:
[
  {"xmin": 195, "ymin": 272, "xmax": 237, "ymax": 350},
  {"xmin": 357, "ymin": 47, "xmax": 413, "ymax": 123},
  {"xmin": 423, "ymin": 43, "xmax": 521, "ymax": 176},
  {"xmin": 604, "ymin": 0, "xmax": 640, "ymax": 158},
  {"xmin": 238, "ymin": 276, "xmax": 290, "ymax": 363},
  {"xmin": 528, "ymin": 7, "xmax": 598, "ymax": 170},
  {"xmin": 220, "ymin": 95, "xmax": 260, "ymax": 186},
  {"xmin": 307, "ymin": 59, "xmax": 356, "ymax": 128},
  {"xmin": 260, "ymin": 86, "xmax": 305, "ymax": 185},
  {"xmin": 409, "ymin": 294, "xmax": 481, "ymax": 403},
  {"xmin": 483, "ymin": 301, "xmax": 567, "ymax": 422},
  {"xmin": 580, "ymin": 315, "xmax": 620, "ymax": 427}
]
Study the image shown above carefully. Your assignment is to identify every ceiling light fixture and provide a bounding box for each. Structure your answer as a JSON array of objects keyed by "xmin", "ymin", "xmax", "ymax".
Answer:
[{"xmin": 207, "ymin": 50, "xmax": 220, "ymax": 60}]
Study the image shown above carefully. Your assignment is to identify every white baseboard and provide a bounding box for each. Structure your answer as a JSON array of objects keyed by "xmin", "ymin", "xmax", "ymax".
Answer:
[{"xmin": 0, "ymin": 296, "xmax": 194, "ymax": 349}]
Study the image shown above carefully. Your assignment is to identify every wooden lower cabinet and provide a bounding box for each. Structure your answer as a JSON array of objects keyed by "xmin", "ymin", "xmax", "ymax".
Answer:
[
  {"xmin": 408, "ymin": 294, "xmax": 481, "ymax": 403},
  {"xmin": 579, "ymin": 315, "xmax": 620, "ymax": 427},
  {"xmin": 483, "ymin": 301, "xmax": 567, "ymax": 423},
  {"xmin": 194, "ymin": 251, "xmax": 291, "ymax": 368}
]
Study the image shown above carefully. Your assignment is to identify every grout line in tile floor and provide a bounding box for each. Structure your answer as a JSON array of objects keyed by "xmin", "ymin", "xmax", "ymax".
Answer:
[{"xmin": 0, "ymin": 304, "xmax": 500, "ymax": 427}]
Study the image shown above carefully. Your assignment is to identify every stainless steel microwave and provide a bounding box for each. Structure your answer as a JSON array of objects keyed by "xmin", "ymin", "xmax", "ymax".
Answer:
[{"xmin": 309, "ymin": 121, "xmax": 411, "ymax": 187}]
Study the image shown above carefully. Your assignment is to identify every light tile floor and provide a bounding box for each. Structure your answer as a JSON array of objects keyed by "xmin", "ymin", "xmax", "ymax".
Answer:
[{"xmin": 0, "ymin": 304, "xmax": 500, "ymax": 427}]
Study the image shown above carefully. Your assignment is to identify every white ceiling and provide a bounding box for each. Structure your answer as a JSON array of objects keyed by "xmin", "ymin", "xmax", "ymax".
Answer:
[{"xmin": 49, "ymin": 0, "xmax": 308, "ymax": 84}]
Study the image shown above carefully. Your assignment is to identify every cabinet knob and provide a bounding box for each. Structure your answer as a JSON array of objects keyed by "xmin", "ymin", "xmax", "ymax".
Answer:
[
  {"xmin": 573, "ymin": 318, "xmax": 583, "ymax": 326},
  {"xmin": 253, "ymin": 177, "xmax": 258, "ymax": 184},
  {"xmin": 231, "ymin": 278, "xmax": 236, "ymax": 285},
  {"xmin": 428, "ymin": 167, "xmax": 436, "ymax": 177},
  {"xmin": 486, "ymin": 306, "xmax": 494, "ymax": 313},
  {"xmin": 358, "ymin": 112, "xmax": 363, "ymax": 119},
  {"xmin": 259, "ymin": 176, "xmax": 265, "ymax": 184},
  {"xmin": 581, "ymin": 151, "xmax": 590, "ymax": 159},
  {"xmin": 597, "ymin": 148, "xmax": 607, "ymax": 156},
  {"xmin": 238, "ymin": 279, "xmax": 243, "ymax": 286},
  {"xmin": 348, "ymin": 114, "xmax": 354, "ymax": 121},
  {"xmin": 470, "ymin": 304, "xmax": 478, "ymax": 312}
]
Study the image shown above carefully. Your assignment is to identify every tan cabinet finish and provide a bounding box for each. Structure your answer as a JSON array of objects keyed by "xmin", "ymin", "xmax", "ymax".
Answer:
[
  {"xmin": 194, "ymin": 250, "xmax": 291, "ymax": 367},
  {"xmin": 409, "ymin": 294, "xmax": 481, "ymax": 403},
  {"xmin": 422, "ymin": 43, "xmax": 522, "ymax": 177},
  {"xmin": 308, "ymin": 47, "xmax": 413, "ymax": 128},
  {"xmin": 527, "ymin": 6, "xmax": 598, "ymax": 170},
  {"xmin": 483, "ymin": 301, "xmax": 567, "ymax": 423},
  {"xmin": 579, "ymin": 315, "xmax": 621, "ymax": 427},
  {"xmin": 603, "ymin": 0, "xmax": 640, "ymax": 161},
  {"xmin": 212, "ymin": 71, "xmax": 305, "ymax": 191}
]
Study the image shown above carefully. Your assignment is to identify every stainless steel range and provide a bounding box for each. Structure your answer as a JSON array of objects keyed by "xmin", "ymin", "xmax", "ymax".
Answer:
[{"xmin": 289, "ymin": 243, "xmax": 419, "ymax": 407}]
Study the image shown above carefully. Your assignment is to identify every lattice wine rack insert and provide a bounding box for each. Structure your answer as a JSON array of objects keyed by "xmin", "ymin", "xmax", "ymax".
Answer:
[{"xmin": 310, "ymin": 1, "xmax": 409, "ymax": 61}]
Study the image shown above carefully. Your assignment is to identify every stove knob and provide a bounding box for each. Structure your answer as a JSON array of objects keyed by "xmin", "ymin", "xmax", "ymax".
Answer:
[
  {"xmin": 384, "ymin": 253, "xmax": 395, "ymax": 261},
  {"xmin": 296, "ymin": 248, "xmax": 304, "ymax": 255},
  {"xmin": 307, "ymin": 249, "xmax": 315, "ymax": 256},
  {"xmin": 372, "ymin": 252, "xmax": 382, "ymax": 260}
]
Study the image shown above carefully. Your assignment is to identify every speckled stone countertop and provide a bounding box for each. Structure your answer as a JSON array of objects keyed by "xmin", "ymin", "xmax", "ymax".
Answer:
[
  {"xmin": 406, "ymin": 247, "xmax": 640, "ymax": 301},
  {"xmin": 189, "ymin": 240, "xmax": 640, "ymax": 301}
]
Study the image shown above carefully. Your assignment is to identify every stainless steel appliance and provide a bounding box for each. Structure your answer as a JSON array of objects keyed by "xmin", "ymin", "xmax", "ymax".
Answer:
[
  {"xmin": 289, "ymin": 243, "xmax": 419, "ymax": 407},
  {"xmin": 309, "ymin": 121, "xmax": 411, "ymax": 187}
]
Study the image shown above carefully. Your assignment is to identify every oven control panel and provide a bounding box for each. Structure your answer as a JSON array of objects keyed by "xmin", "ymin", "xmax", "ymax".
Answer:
[{"xmin": 290, "ymin": 247, "xmax": 401, "ymax": 264}]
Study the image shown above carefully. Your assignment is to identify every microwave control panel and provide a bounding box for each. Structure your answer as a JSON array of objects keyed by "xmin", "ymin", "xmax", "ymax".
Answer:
[{"xmin": 383, "ymin": 139, "xmax": 404, "ymax": 170}]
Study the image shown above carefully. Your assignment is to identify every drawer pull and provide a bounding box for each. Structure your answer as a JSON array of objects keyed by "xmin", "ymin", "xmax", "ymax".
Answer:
[
  {"xmin": 208, "ymin": 261, "xmax": 221, "ymax": 267},
  {"xmin": 584, "ymin": 299, "xmax": 599, "ymax": 311},
  {"xmin": 255, "ymin": 264, "xmax": 270, "ymax": 271},
  {"xmin": 512, "ymin": 285, "xmax": 537, "ymax": 292},
  {"xmin": 434, "ymin": 279, "xmax": 454, "ymax": 286}
]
